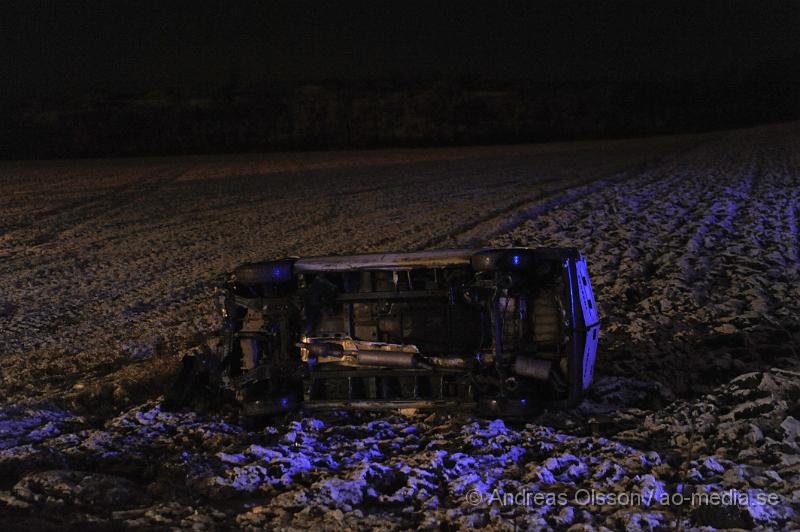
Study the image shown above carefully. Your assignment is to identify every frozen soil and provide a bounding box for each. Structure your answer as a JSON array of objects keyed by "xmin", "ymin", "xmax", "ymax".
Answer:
[{"xmin": 2, "ymin": 124, "xmax": 800, "ymax": 529}]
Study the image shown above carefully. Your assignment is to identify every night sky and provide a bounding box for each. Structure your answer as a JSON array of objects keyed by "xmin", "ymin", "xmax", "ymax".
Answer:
[{"xmin": 2, "ymin": 0, "xmax": 800, "ymax": 101}]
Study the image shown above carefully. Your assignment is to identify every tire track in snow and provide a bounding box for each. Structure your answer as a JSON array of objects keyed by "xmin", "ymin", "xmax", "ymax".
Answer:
[{"xmin": 419, "ymin": 137, "xmax": 717, "ymax": 250}]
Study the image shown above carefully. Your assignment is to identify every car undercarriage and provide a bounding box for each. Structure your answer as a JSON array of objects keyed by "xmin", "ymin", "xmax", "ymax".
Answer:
[{"xmin": 167, "ymin": 248, "xmax": 599, "ymax": 417}]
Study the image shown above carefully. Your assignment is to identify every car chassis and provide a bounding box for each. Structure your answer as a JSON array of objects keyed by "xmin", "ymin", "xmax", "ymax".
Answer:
[{"xmin": 168, "ymin": 247, "xmax": 599, "ymax": 417}]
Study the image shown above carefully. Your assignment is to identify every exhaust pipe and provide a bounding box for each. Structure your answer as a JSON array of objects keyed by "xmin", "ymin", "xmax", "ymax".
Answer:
[{"xmin": 357, "ymin": 350, "xmax": 421, "ymax": 368}]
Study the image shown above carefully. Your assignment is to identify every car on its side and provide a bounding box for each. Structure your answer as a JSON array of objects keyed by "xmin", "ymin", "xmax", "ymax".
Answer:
[{"xmin": 167, "ymin": 247, "xmax": 599, "ymax": 417}]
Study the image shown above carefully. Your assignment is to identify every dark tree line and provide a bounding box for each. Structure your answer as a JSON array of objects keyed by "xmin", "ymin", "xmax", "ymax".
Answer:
[{"xmin": 1, "ymin": 56, "xmax": 798, "ymax": 159}]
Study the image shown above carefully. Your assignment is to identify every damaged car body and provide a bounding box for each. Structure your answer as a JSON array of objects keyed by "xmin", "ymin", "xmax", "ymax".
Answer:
[{"xmin": 167, "ymin": 248, "xmax": 599, "ymax": 416}]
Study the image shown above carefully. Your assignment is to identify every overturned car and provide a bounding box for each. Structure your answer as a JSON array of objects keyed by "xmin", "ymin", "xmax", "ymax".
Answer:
[{"xmin": 167, "ymin": 248, "xmax": 599, "ymax": 417}]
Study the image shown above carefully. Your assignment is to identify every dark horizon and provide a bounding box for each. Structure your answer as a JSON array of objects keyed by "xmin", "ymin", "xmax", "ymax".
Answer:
[
  {"xmin": 1, "ymin": 1, "xmax": 799, "ymax": 159},
  {"xmin": 3, "ymin": 0, "xmax": 799, "ymax": 100}
]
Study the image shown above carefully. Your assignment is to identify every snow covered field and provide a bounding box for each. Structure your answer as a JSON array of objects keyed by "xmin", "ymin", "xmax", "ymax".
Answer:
[{"xmin": 1, "ymin": 124, "xmax": 799, "ymax": 529}]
